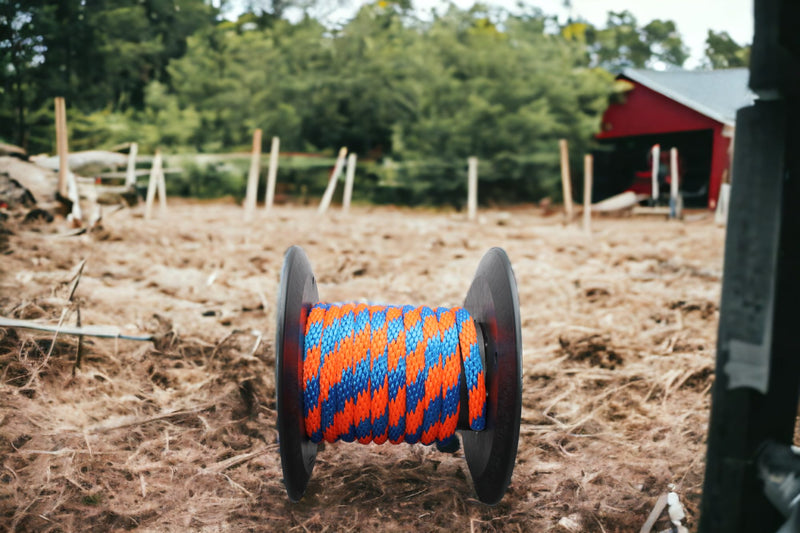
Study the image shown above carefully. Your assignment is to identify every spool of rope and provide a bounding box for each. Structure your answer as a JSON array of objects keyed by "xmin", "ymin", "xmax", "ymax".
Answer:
[
  {"xmin": 276, "ymin": 246, "xmax": 522, "ymax": 505},
  {"xmin": 302, "ymin": 303, "xmax": 486, "ymax": 446}
]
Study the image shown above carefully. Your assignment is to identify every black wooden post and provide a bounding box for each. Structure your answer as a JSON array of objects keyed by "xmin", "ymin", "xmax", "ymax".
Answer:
[{"xmin": 699, "ymin": 0, "xmax": 800, "ymax": 531}]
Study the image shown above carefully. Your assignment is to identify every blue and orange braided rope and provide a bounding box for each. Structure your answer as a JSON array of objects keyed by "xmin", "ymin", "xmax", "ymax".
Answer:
[{"xmin": 303, "ymin": 303, "xmax": 486, "ymax": 445}]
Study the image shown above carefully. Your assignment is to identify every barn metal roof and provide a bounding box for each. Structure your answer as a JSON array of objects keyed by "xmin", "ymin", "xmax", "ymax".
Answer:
[{"xmin": 621, "ymin": 68, "xmax": 755, "ymax": 126}]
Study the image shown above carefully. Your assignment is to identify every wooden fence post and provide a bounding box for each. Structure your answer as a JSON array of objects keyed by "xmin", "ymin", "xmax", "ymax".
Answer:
[
  {"xmin": 125, "ymin": 142, "xmax": 138, "ymax": 187},
  {"xmin": 318, "ymin": 147, "xmax": 348, "ymax": 214},
  {"xmin": 343, "ymin": 153, "xmax": 357, "ymax": 212},
  {"xmin": 583, "ymin": 154, "xmax": 593, "ymax": 234},
  {"xmin": 145, "ymin": 150, "xmax": 163, "ymax": 220},
  {"xmin": 559, "ymin": 139, "xmax": 574, "ymax": 220},
  {"xmin": 265, "ymin": 136, "xmax": 280, "ymax": 211},
  {"xmin": 715, "ymin": 183, "xmax": 731, "ymax": 226},
  {"xmin": 244, "ymin": 129, "xmax": 262, "ymax": 221},
  {"xmin": 157, "ymin": 156, "xmax": 167, "ymax": 214},
  {"xmin": 651, "ymin": 144, "xmax": 661, "ymax": 203},
  {"xmin": 467, "ymin": 156, "xmax": 478, "ymax": 221},
  {"xmin": 55, "ymin": 97, "xmax": 69, "ymax": 198},
  {"xmin": 66, "ymin": 167, "xmax": 82, "ymax": 222},
  {"xmin": 670, "ymin": 147, "xmax": 682, "ymax": 219}
]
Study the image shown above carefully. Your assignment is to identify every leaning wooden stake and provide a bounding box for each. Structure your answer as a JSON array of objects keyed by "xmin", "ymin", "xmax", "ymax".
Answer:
[
  {"xmin": 467, "ymin": 156, "xmax": 478, "ymax": 221},
  {"xmin": 669, "ymin": 147, "xmax": 682, "ymax": 219},
  {"xmin": 342, "ymin": 153, "xmax": 357, "ymax": 212},
  {"xmin": 125, "ymin": 142, "xmax": 139, "ymax": 187},
  {"xmin": 264, "ymin": 136, "xmax": 280, "ymax": 211},
  {"xmin": 559, "ymin": 139, "xmax": 574, "ymax": 220},
  {"xmin": 55, "ymin": 97, "xmax": 69, "ymax": 198},
  {"xmin": 651, "ymin": 144, "xmax": 661, "ymax": 203},
  {"xmin": 245, "ymin": 129, "xmax": 262, "ymax": 221},
  {"xmin": 318, "ymin": 147, "xmax": 348, "ymax": 214},
  {"xmin": 145, "ymin": 150, "xmax": 163, "ymax": 220},
  {"xmin": 583, "ymin": 154, "xmax": 593, "ymax": 234}
]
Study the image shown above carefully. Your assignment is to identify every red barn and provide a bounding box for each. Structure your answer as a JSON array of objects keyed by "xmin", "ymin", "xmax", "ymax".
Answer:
[{"xmin": 595, "ymin": 68, "xmax": 754, "ymax": 209}]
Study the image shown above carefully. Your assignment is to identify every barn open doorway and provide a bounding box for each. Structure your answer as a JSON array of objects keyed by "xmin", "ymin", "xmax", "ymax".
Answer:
[{"xmin": 592, "ymin": 129, "xmax": 715, "ymax": 207}]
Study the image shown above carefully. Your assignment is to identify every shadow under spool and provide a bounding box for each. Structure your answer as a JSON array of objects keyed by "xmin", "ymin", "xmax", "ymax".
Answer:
[{"xmin": 275, "ymin": 245, "xmax": 522, "ymax": 505}]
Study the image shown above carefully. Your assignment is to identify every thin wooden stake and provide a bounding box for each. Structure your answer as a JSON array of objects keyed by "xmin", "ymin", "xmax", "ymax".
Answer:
[
  {"xmin": 559, "ymin": 139, "xmax": 574, "ymax": 220},
  {"xmin": 670, "ymin": 147, "xmax": 682, "ymax": 219},
  {"xmin": 73, "ymin": 304, "xmax": 83, "ymax": 375},
  {"xmin": 264, "ymin": 136, "xmax": 280, "ymax": 211},
  {"xmin": 640, "ymin": 493, "xmax": 669, "ymax": 533},
  {"xmin": 651, "ymin": 144, "xmax": 661, "ymax": 202},
  {"xmin": 145, "ymin": 150, "xmax": 163, "ymax": 220},
  {"xmin": 157, "ymin": 158, "xmax": 167, "ymax": 214},
  {"xmin": 245, "ymin": 129, "xmax": 262, "ymax": 221},
  {"xmin": 343, "ymin": 153, "xmax": 357, "ymax": 212},
  {"xmin": 27, "ymin": 259, "xmax": 85, "ymax": 387},
  {"xmin": 583, "ymin": 154, "xmax": 593, "ymax": 234},
  {"xmin": 318, "ymin": 147, "xmax": 348, "ymax": 214},
  {"xmin": 66, "ymin": 168, "xmax": 82, "ymax": 222},
  {"xmin": 467, "ymin": 156, "xmax": 478, "ymax": 221},
  {"xmin": 715, "ymin": 183, "xmax": 731, "ymax": 226},
  {"xmin": 125, "ymin": 142, "xmax": 138, "ymax": 187},
  {"xmin": 55, "ymin": 97, "xmax": 69, "ymax": 198}
]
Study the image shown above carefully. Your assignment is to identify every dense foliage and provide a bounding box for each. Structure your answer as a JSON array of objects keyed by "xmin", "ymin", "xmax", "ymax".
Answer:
[
  {"xmin": 704, "ymin": 30, "xmax": 751, "ymax": 69},
  {"xmin": 1, "ymin": 1, "xmax": 751, "ymax": 205}
]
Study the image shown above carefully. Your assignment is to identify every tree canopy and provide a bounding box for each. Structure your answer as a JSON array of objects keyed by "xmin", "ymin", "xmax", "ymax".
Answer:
[
  {"xmin": 579, "ymin": 10, "xmax": 690, "ymax": 70},
  {"xmin": 0, "ymin": 1, "xmax": 735, "ymax": 205},
  {"xmin": 704, "ymin": 30, "xmax": 750, "ymax": 69}
]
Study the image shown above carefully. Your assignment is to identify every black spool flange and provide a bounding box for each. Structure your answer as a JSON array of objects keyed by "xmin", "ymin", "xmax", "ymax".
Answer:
[
  {"xmin": 275, "ymin": 245, "xmax": 522, "ymax": 504},
  {"xmin": 461, "ymin": 247, "xmax": 523, "ymax": 505},
  {"xmin": 275, "ymin": 246, "xmax": 319, "ymax": 501}
]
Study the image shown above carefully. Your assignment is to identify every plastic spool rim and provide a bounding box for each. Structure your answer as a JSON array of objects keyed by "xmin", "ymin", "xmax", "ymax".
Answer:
[
  {"xmin": 461, "ymin": 247, "xmax": 523, "ymax": 505},
  {"xmin": 276, "ymin": 245, "xmax": 319, "ymax": 501}
]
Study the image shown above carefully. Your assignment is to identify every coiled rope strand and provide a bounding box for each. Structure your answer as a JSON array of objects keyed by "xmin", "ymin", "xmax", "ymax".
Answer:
[{"xmin": 303, "ymin": 303, "xmax": 486, "ymax": 445}]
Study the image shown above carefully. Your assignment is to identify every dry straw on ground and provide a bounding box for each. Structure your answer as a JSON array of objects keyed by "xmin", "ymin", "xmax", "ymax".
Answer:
[{"xmin": 0, "ymin": 202, "xmax": 724, "ymax": 531}]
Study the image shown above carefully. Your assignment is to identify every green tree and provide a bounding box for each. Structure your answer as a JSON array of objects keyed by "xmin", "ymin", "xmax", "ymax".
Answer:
[
  {"xmin": 4, "ymin": 1, "xmax": 623, "ymax": 205},
  {"xmin": 583, "ymin": 11, "xmax": 689, "ymax": 70},
  {"xmin": 77, "ymin": 0, "xmax": 217, "ymax": 110},
  {"xmin": 0, "ymin": 0, "xmax": 217, "ymax": 153},
  {"xmin": 387, "ymin": 7, "xmax": 613, "ymax": 203},
  {"xmin": 310, "ymin": 2, "xmax": 427, "ymax": 154},
  {"xmin": 642, "ymin": 19, "xmax": 689, "ymax": 67},
  {"xmin": 165, "ymin": 19, "xmax": 321, "ymax": 150},
  {"xmin": 704, "ymin": 30, "xmax": 750, "ymax": 69},
  {"xmin": 0, "ymin": 4, "xmax": 46, "ymax": 147},
  {"xmin": 236, "ymin": 0, "xmax": 352, "ymax": 25}
]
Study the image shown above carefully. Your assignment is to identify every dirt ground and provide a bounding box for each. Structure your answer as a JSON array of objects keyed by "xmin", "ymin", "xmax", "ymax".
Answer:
[{"xmin": 0, "ymin": 201, "xmax": 725, "ymax": 532}]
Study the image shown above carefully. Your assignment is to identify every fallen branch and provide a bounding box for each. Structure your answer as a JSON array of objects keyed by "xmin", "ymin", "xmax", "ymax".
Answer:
[
  {"xmin": 86, "ymin": 403, "xmax": 216, "ymax": 433},
  {"xmin": 0, "ymin": 316, "xmax": 153, "ymax": 342},
  {"xmin": 202, "ymin": 448, "xmax": 273, "ymax": 474}
]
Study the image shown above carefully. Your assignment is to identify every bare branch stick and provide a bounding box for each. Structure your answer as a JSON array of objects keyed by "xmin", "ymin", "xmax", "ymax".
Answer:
[{"xmin": 0, "ymin": 317, "xmax": 153, "ymax": 342}]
